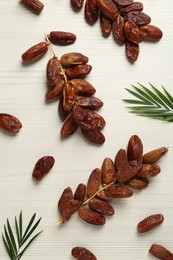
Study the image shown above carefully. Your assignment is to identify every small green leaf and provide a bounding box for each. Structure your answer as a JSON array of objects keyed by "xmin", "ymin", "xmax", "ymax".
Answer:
[{"xmin": 123, "ymin": 83, "xmax": 173, "ymax": 122}]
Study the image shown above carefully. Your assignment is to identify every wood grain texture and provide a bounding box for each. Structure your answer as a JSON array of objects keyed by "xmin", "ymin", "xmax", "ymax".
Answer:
[{"xmin": 0, "ymin": 0, "xmax": 173, "ymax": 259}]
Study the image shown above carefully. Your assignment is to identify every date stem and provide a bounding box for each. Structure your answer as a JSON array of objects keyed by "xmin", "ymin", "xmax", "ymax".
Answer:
[
  {"xmin": 82, "ymin": 180, "xmax": 115, "ymax": 205},
  {"xmin": 44, "ymin": 33, "xmax": 68, "ymax": 82}
]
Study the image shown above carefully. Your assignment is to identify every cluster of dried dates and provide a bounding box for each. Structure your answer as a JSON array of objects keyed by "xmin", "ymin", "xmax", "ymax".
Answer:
[
  {"xmin": 58, "ymin": 135, "xmax": 168, "ymax": 225},
  {"xmin": 21, "ymin": 32, "xmax": 106, "ymax": 144},
  {"xmin": 70, "ymin": 0, "xmax": 163, "ymax": 61}
]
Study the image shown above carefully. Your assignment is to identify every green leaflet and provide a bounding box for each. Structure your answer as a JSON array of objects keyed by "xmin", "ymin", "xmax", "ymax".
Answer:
[
  {"xmin": 123, "ymin": 83, "xmax": 173, "ymax": 122},
  {"xmin": 2, "ymin": 211, "xmax": 43, "ymax": 260}
]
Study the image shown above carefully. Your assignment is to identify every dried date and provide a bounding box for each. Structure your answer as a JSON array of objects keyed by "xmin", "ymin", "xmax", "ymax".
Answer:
[
  {"xmin": 78, "ymin": 207, "xmax": 106, "ymax": 225},
  {"xmin": 149, "ymin": 244, "xmax": 173, "ymax": 260},
  {"xmin": 21, "ymin": 0, "xmax": 44, "ymax": 14},
  {"xmin": 137, "ymin": 214, "xmax": 164, "ymax": 233},
  {"xmin": 22, "ymin": 42, "xmax": 48, "ymax": 62},
  {"xmin": 72, "ymin": 247, "xmax": 97, "ymax": 260},
  {"xmin": 71, "ymin": 0, "xmax": 85, "ymax": 11},
  {"xmin": 32, "ymin": 156, "xmax": 55, "ymax": 181},
  {"xmin": 48, "ymin": 31, "xmax": 76, "ymax": 46},
  {"xmin": 84, "ymin": 0, "xmax": 99, "ymax": 25},
  {"xmin": 0, "ymin": 113, "xmax": 22, "ymax": 134}
]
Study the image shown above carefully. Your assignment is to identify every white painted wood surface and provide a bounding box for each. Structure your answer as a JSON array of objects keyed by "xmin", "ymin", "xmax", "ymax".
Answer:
[{"xmin": 0, "ymin": 1, "xmax": 173, "ymax": 259}]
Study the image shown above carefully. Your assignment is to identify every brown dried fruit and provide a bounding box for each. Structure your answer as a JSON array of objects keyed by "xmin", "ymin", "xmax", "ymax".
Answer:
[
  {"xmin": 58, "ymin": 95, "xmax": 71, "ymax": 121},
  {"xmin": 127, "ymin": 135, "xmax": 143, "ymax": 163},
  {"xmin": 119, "ymin": 2, "xmax": 143, "ymax": 15},
  {"xmin": 81, "ymin": 128, "xmax": 105, "ymax": 144},
  {"xmin": 101, "ymin": 157, "xmax": 116, "ymax": 184},
  {"xmin": 32, "ymin": 156, "xmax": 55, "ymax": 181},
  {"xmin": 78, "ymin": 207, "xmax": 106, "ymax": 225},
  {"xmin": 126, "ymin": 11, "xmax": 151, "ymax": 26},
  {"xmin": 142, "ymin": 146, "xmax": 168, "ymax": 164},
  {"xmin": 87, "ymin": 168, "xmax": 101, "ymax": 197},
  {"xmin": 77, "ymin": 96, "xmax": 103, "ymax": 110},
  {"xmin": 21, "ymin": 0, "xmax": 44, "ymax": 14},
  {"xmin": 112, "ymin": 15, "xmax": 126, "ymax": 43},
  {"xmin": 45, "ymin": 78, "xmax": 64, "ymax": 101},
  {"xmin": 48, "ymin": 31, "xmax": 76, "ymax": 46},
  {"xmin": 137, "ymin": 214, "xmax": 164, "ymax": 233},
  {"xmin": 89, "ymin": 197, "xmax": 114, "ymax": 216},
  {"xmin": 71, "ymin": 0, "xmax": 85, "ymax": 11},
  {"xmin": 96, "ymin": 0, "xmax": 118, "ymax": 21},
  {"xmin": 72, "ymin": 107, "xmax": 106, "ymax": 130},
  {"xmin": 114, "ymin": 148, "xmax": 127, "ymax": 171},
  {"xmin": 140, "ymin": 24, "xmax": 163, "ymax": 40},
  {"xmin": 116, "ymin": 161, "xmax": 141, "ymax": 183},
  {"xmin": 70, "ymin": 79, "xmax": 96, "ymax": 96},
  {"xmin": 63, "ymin": 81, "xmax": 77, "ymax": 111},
  {"xmin": 84, "ymin": 0, "xmax": 99, "ymax": 25},
  {"xmin": 71, "ymin": 247, "xmax": 97, "ymax": 260},
  {"xmin": 58, "ymin": 187, "xmax": 81, "ymax": 223},
  {"xmin": 149, "ymin": 244, "xmax": 173, "ymax": 260},
  {"xmin": 100, "ymin": 12, "xmax": 112, "ymax": 37},
  {"xmin": 126, "ymin": 40, "xmax": 139, "ymax": 61},
  {"xmin": 21, "ymin": 42, "xmax": 48, "ymax": 62},
  {"xmin": 125, "ymin": 176, "xmax": 149, "ymax": 190},
  {"xmin": 74, "ymin": 183, "xmax": 86, "ymax": 203},
  {"xmin": 46, "ymin": 57, "xmax": 61, "ymax": 86},
  {"xmin": 61, "ymin": 115, "xmax": 78, "ymax": 137},
  {"xmin": 97, "ymin": 189, "xmax": 112, "ymax": 200},
  {"xmin": 138, "ymin": 164, "xmax": 160, "ymax": 178},
  {"xmin": 60, "ymin": 52, "xmax": 89, "ymax": 68},
  {"xmin": 112, "ymin": 0, "xmax": 133, "ymax": 7},
  {"xmin": 65, "ymin": 64, "xmax": 92, "ymax": 79},
  {"xmin": 105, "ymin": 183, "xmax": 133, "ymax": 198},
  {"xmin": 0, "ymin": 113, "xmax": 22, "ymax": 134},
  {"xmin": 124, "ymin": 21, "xmax": 143, "ymax": 44}
]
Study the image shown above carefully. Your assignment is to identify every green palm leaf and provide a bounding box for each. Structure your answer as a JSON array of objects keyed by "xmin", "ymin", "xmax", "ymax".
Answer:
[
  {"xmin": 2, "ymin": 212, "xmax": 43, "ymax": 260},
  {"xmin": 123, "ymin": 83, "xmax": 173, "ymax": 122}
]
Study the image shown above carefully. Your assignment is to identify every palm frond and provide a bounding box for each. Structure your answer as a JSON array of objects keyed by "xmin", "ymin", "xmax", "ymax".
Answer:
[
  {"xmin": 2, "ymin": 212, "xmax": 43, "ymax": 260},
  {"xmin": 123, "ymin": 83, "xmax": 173, "ymax": 122}
]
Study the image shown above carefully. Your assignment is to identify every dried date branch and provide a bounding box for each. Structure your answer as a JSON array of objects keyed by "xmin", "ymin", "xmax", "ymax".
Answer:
[
  {"xmin": 70, "ymin": 0, "xmax": 163, "ymax": 61},
  {"xmin": 57, "ymin": 135, "xmax": 168, "ymax": 226},
  {"xmin": 21, "ymin": 33, "xmax": 106, "ymax": 144}
]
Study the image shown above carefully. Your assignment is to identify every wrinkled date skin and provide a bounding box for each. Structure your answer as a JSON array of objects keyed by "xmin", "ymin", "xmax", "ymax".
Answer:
[
  {"xmin": 137, "ymin": 214, "xmax": 164, "ymax": 233},
  {"xmin": 65, "ymin": 64, "xmax": 92, "ymax": 79},
  {"xmin": 149, "ymin": 244, "xmax": 173, "ymax": 260},
  {"xmin": 71, "ymin": 0, "xmax": 85, "ymax": 11},
  {"xmin": 126, "ymin": 11, "xmax": 151, "ymax": 26},
  {"xmin": 100, "ymin": 12, "xmax": 112, "ymax": 37},
  {"xmin": 21, "ymin": 0, "xmax": 44, "ymax": 14},
  {"xmin": 58, "ymin": 187, "xmax": 81, "ymax": 223},
  {"xmin": 70, "ymin": 79, "xmax": 96, "ymax": 96},
  {"xmin": 140, "ymin": 24, "xmax": 163, "ymax": 41},
  {"xmin": 32, "ymin": 156, "xmax": 55, "ymax": 181},
  {"xmin": 61, "ymin": 114, "xmax": 78, "ymax": 137},
  {"xmin": 74, "ymin": 183, "xmax": 86, "ymax": 203},
  {"xmin": 112, "ymin": 15, "xmax": 126, "ymax": 43},
  {"xmin": 119, "ymin": 2, "xmax": 143, "ymax": 15},
  {"xmin": 46, "ymin": 57, "xmax": 61, "ymax": 86},
  {"xmin": 60, "ymin": 52, "xmax": 89, "ymax": 68},
  {"xmin": 112, "ymin": 0, "xmax": 133, "ymax": 7},
  {"xmin": 45, "ymin": 78, "xmax": 64, "ymax": 102},
  {"xmin": 78, "ymin": 207, "xmax": 106, "ymax": 225},
  {"xmin": 101, "ymin": 157, "xmax": 116, "ymax": 184},
  {"xmin": 138, "ymin": 163, "xmax": 161, "ymax": 178},
  {"xmin": 77, "ymin": 96, "xmax": 103, "ymax": 110},
  {"xmin": 63, "ymin": 81, "xmax": 77, "ymax": 111},
  {"xmin": 72, "ymin": 107, "xmax": 106, "ymax": 130},
  {"xmin": 87, "ymin": 168, "xmax": 101, "ymax": 197},
  {"xmin": 116, "ymin": 160, "xmax": 142, "ymax": 183},
  {"xmin": 114, "ymin": 148, "xmax": 127, "ymax": 171},
  {"xmin": 125, "ymin": 176, "xmax": 149, "ymax": 190},
  {"xmin": 71, "ymin": 247, "xmax": 97, "ymax": 260},
  {"xmin": 22, "ymin": 42, "xmax": 48, "ymax": 62},
  {"xmin": 126, "ymin": 40, "xmax": 139, "ymax": 61},
  {"xmin": 89, "ymin": 197, "xmax": 114, "ymax": 216},
  {"xmin": 105, "ymin": 183, "xmax": 133, "ymax": 198},
  {"xmin": 127, "ymin": 135, "xmax": 143, "ymax": 163},
  {"xmin": 81, "ymin": 128, "xmax": 105, "ymax": 144},
  {"xmin": 85, "ymin": 0, "xmax": 99, "ymax": 25},
  {"xmin": 124, "ymin": 20, "xmax": 143, "ymax": 44},
  {"xmin": 142, "ymin": 146, "xmax": 168, "ymax": 164},
  {"xmin": 48, "ymin": 31, "xmax": 76, "ymax": 46},
  {"xmin": 0, "ymin": 113, "xmax": 22, "ymax": 134},
  {"xmin": 96, "ymin": 0, "xmax": 118, "ymax": 21}
]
